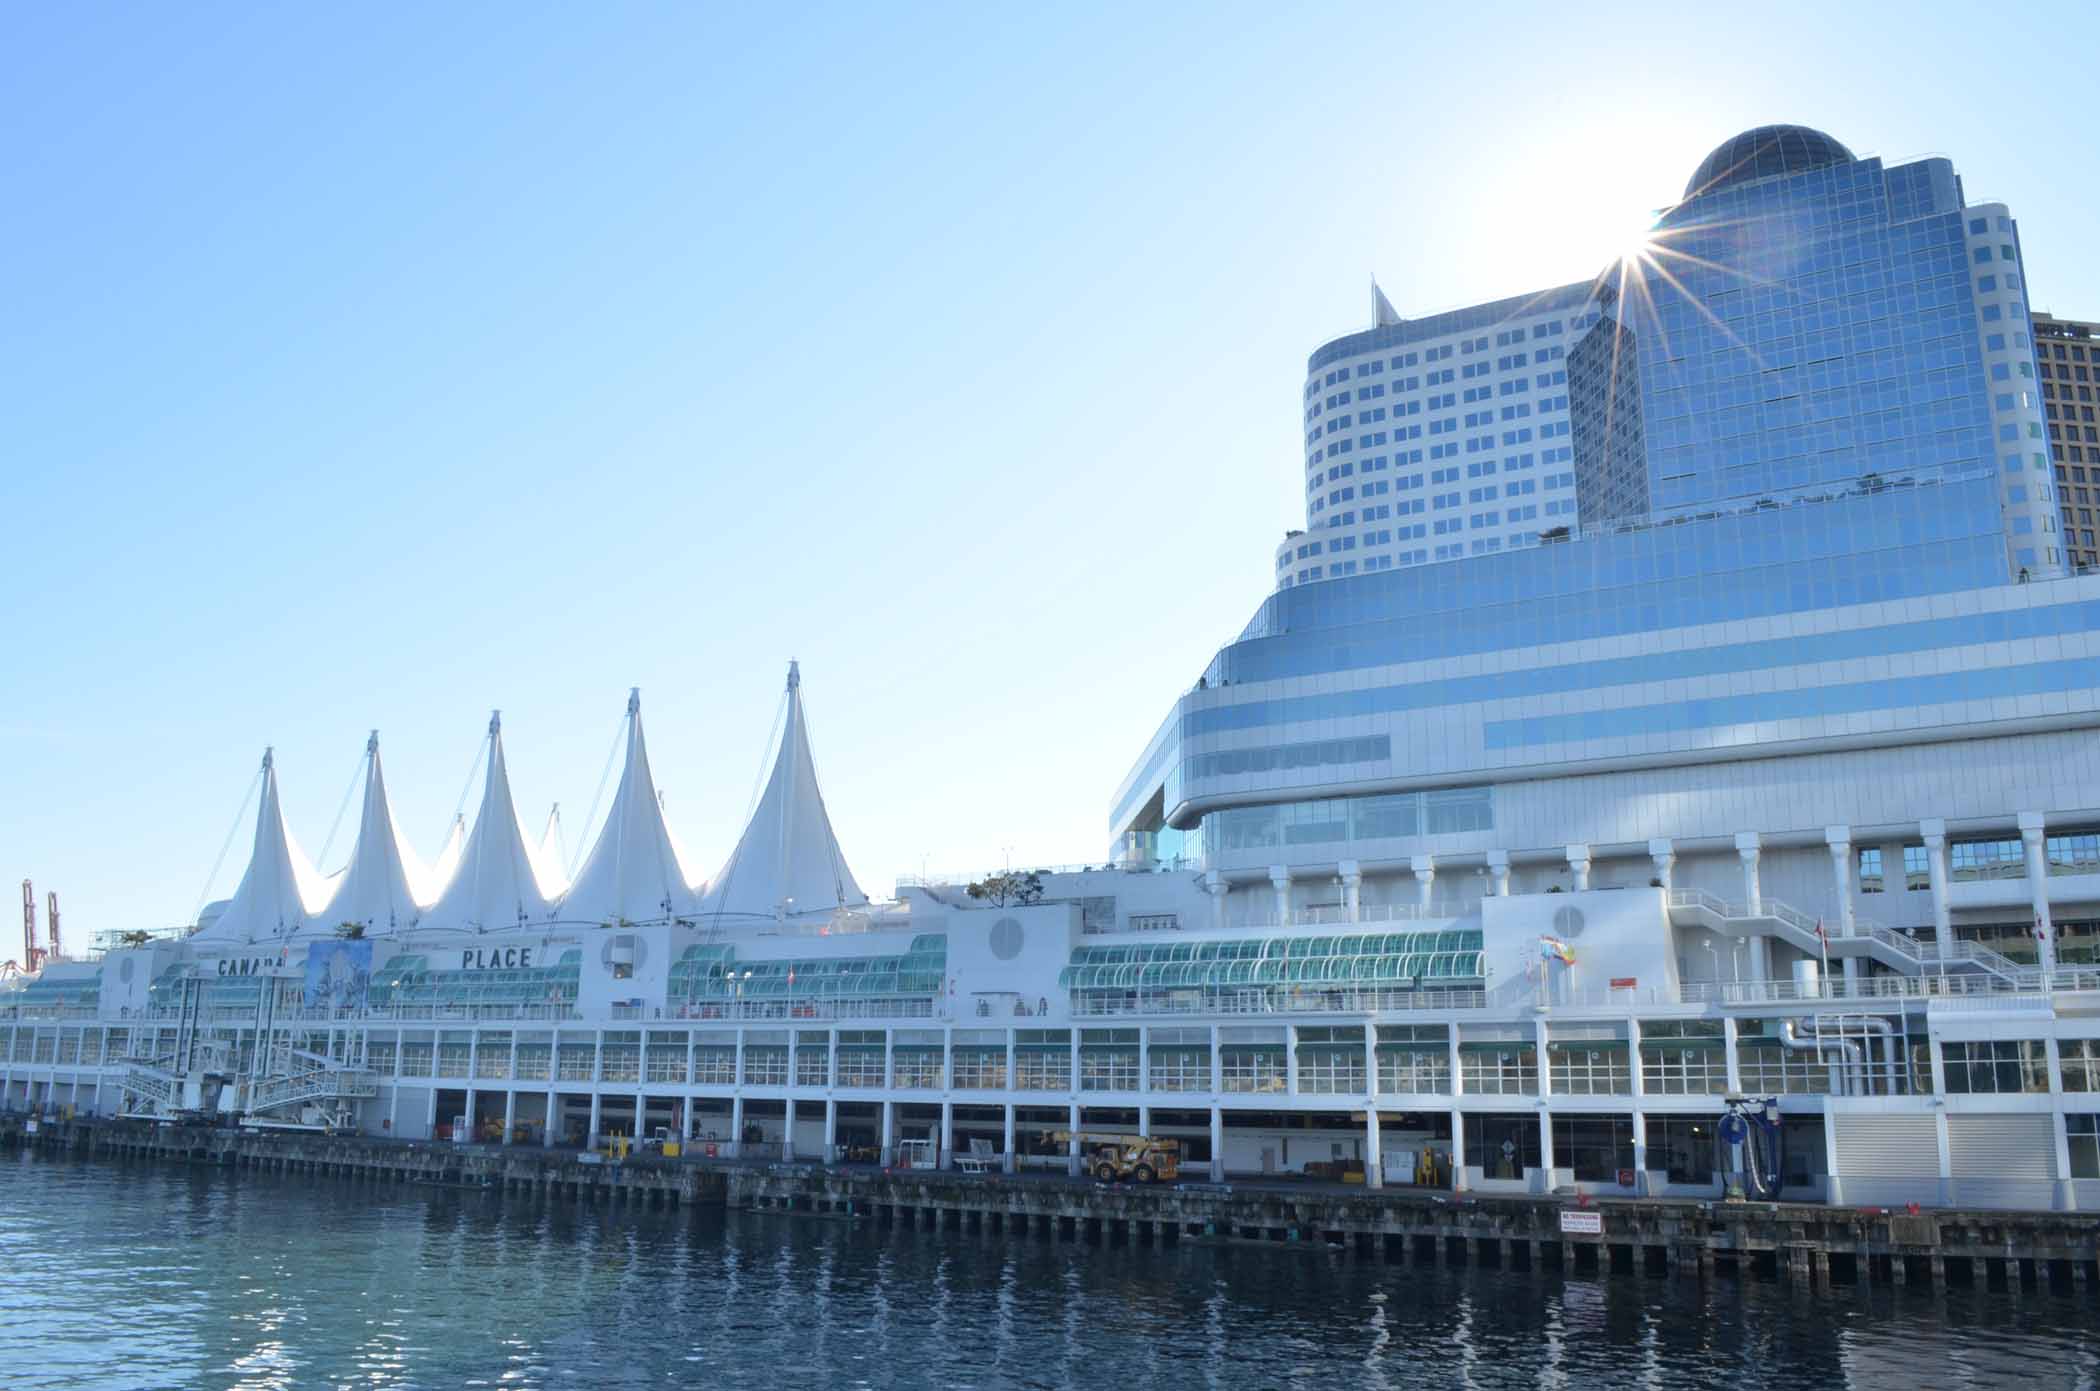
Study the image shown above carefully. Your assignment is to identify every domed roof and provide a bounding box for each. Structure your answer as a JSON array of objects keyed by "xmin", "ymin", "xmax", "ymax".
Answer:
[{"xmin": 1684, "ymin": 125, "xmax": 1854, "ymax": 200}]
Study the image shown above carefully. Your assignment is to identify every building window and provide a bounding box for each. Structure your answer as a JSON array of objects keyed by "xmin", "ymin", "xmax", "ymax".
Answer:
[
  {"xmin": 1558, "ymin": 1115, "xmax": 1636, "ymax": 1184},
  {"xmin": 2071, "ymin": 1115, "xmax": 2100, "ymax": 1180},
  {"xmin": 1902, "ymin": 844, "xmax": 1931, "ymax": 890},
  {"xmin": 2047, "ymin": 833, "xmax": 2100, "ymax": 875},
  {"xmin": 1940, "ymin": 1040, "xmax": 2050, "ymax": 1094},
  {"xmin": 1465, "ymin": 1113, "xmax": 1542, "ymax": 1177},
  {"xmin": 2061, "ymin": 1039, "xmax": 2100, "ymax": 1092},
  {"xmin": 1857, "ymin": 847, "xmax": 1883, "ymax": 894},
  {"xmin": 1949, "ymin": 837, "xmax": 2024, "ymax": 882}
]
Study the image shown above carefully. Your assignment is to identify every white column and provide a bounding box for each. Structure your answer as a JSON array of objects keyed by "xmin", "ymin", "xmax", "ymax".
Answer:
[
  {"xmin": 2020, "ymin": 812, "xmax": 2058, "ymax": 975},
  {"xmin": 1411, "ymin": 855, "xmax": 1436, "ymax": 913},
  {"xmin": 1204, "ymin": 869, "xmax": 1227, "ymax": 932},
  {"xmin": 783, "ymin": 1097, "xmax": 796, "ymax": 1160},
  {"xmin": 1209, "ymin": 1105, "xmax": 1225, "ymax": 1182},
  {"xmin": 1721, "ymin": 1016, "xmax": 1743, "ymax": 1094},
  {"xmin": 1647, "ymin": 838, "xmax": 1674, "ymax": 890},
  {"xmin": 1001, "ymin": 1103, "xmax": 1016, "ymax": 1175},
  {"xmin": 2047, "ymin": 1038, "xmax": 2075, "ymax": 1211},
  {"xmin": 880, "ymin": 1098, "xmax": 896, "ymax": 1164},
  {"xmin": 544, "ymin": 1089, "xmax": 557, "ymax": 1147},
  {"xmin": 730, "ymin": 1094, "xmax": 745, "ymax": 1153},
  {"xmin": 1921, "ymin": 819, "xmax": 1952, "ymax": 974},
  {"xmin": 464, "ymin": 1086, "xmax": 477, "ymax": 1140},
  {"xmin": 1537, "ymin": 1110, "xmax": 1555, "ymax": 1194},
  {"xmin": 1734, "ymin": 832, "xmax": 1763, "ymax": 913},
  {"xmin": 1565, "ymin": 844, "xmax": 1591, "ymax": 892},
  {"xmin": 1339, "ymin": 860, "xmax": 1362, "ymax": 923},
  {"xmin": 824, "ymin": 1098, "xmax": 839, "ymax": 1162},
  {"xmin": 502, "ymin": 1090, "xmax": 516, "ymax": 1145},
  {"xmin": 1826, "ymin": 826, "xmax": 1862, "ymax": 993},
  {"xmin": 1067, "ymin": 1100, "xmax": 1082, "ymax": 1177},
  {"xmin": 1364, "ymin": 1108, "xmax": 1383, "ymax": 1190},
  {"xmin": 1630, "ymin": 1110, "xmax": 1648, "ymax": 1196},
  {"xmin": 1450, "ymin": 1108, "xmax": 1466, "ymax": 1191},
  {"xmin": 587, "ymin": 1091, "xmax": 601, "ymax": 1148},
  {"xmin": 1486, "ymin": 850, "xmax": 1511, "ymax": 898},
  {"xmin": 1268, "ymin": 866, "xmax": 1292, "ymax": 926},
  {"xmin": 1285, "ymin": 1025, "xmax": 1300, "ymax": 1096},
  {"xmin": 1735, "ymin": 832, "xmax": 1768, "ymax": 982},
  {"xmin": 940, "ymin": 1099, "xmax": 955, "ymax": 1169}
]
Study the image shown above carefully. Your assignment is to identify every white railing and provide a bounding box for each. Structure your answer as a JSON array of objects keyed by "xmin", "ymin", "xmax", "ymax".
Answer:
[
  {"xmin": 668, "ymin": 998, "xmax": 937, "ymax": 1024},
  {"xmin": 1235, "ymin": 903, "xmax": 1435, "ymax": 930},
  {"xmin": 1072, "ymin": 987, "xmax": 1488, "ymax": 1018}
]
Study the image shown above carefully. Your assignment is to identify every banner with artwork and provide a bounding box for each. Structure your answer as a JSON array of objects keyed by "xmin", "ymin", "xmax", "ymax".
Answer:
[{"xmin": 303, "ymin": 939, "xmax": 373, "ymax": 1013}]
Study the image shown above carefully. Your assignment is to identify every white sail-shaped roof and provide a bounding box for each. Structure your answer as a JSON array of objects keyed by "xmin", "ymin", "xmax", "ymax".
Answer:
[
  {"xmin": 557, "ymin": 690, "xmax": 700, "ymax": 925},
  {"xmin": 699, "ymin": 662, "xmax": 866, "ymax": 924},
  {"xmin": 421, "ymin": 713, "xmax": 557, "ymax": 933},
  {"xmin": 190, "ymin": 749, "xmax": 329, "ymax": 943},
  {"xmin": 316, "ymin": 733, "xmax": 428, "ymax": 935}
]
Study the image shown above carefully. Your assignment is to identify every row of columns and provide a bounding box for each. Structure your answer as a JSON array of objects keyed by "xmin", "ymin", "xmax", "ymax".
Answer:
[{"xmin": 1234, "ymin": 813, "xmax": 2065, "ymax": 978}]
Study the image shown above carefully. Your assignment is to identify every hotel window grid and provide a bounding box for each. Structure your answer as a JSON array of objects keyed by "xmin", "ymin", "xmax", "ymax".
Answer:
[
  {"xmin": 1547, "ymin": 1040, "xmax": 1632, "ymax": 1095},
  {"xmin": 437, "ymin": 1041, "xmax": 471, "ymax": 1077},
  {"xmin": 599, "ymin": 1038, "xmax": 640, "ymax": 1084},
  {"xmin": 1147, "ymin": 1032, "xmax": 1211, "ymax": 1091},
  {"xmin": 835, "ymin": 1034, "xmax": 885, "ymax": 1088},
  {"xmin": 1295, "ymin": 1026, "xmax": 1367, "ymax": 1093},
  {"xmin": 1078, "ymin": 1029, "xmax": 1141, "ymax": 1091},
  {"xmin": 1940, "ymin": 1040, "xmax": 2050, "ymax": 1094},
  {"xmin": 890, "ymin": 1047, "xmax": 942, "ymax": 1090},
  {"xmin": 476, "ymin": 1036, "xmax": 513, "ymax": 1079},
  {"xmin": 2048, "ymin": 832, "xmax": 2100, "ymax": 875},
  {"xmin": 1220, "ymin": 1044, "xmax": 1288, "ymax": 1093},
  {"xmin": 644, "ymin": 1042, "xmax": 686, "ymax": 1083},
  {"xmin": 1735, "ymin": 1027, "xmax": 1832, "ymax": 1095},
  {"xmin": 1014, "ymin": 1031, "xmax": 1071, "ymax": 1091},
  {"xmin": 742, "ymin": 1045, "xmax": 788, "ymax": 1086},
  {"xmin": 2060, "ymin": 1039, "xmax": 2100, "ymax": 1093},
  {"xmin": 1459, "ymin": 1042, "xmax": 1537, "ymax": 1095},
  {"xmin": 1857, "ymin": 847, "xmax": 1883, "ymax": 894},
  {"xmin": 2071, "ymin": 1115, "xmax": 2100, "ymax": 1180},
  {"xmin": 693, "ymin": 1046, "xmax": 736, "ymax": 1086},
  {"xmin": 1376, "ymin": 1024, "xmax": 1451, "ymax": 1093},
  {"xmin": 1903, "ymin": 844, "xmax": 1932, "ymax": 890},
  {"xmin": 1950, "ymin": 838, "xmax": 2026, "ymax": 881},
  {"xmin": 1640, "ymin": 1020, "xmax": 1728, "ymax": 1094},
  {"xmin": 401, "ymin": 1041, "xmax": 435, "ymax": 1076},
  {"xmin": 367, "ymin": 1039, "xmax": 398, "ymax": 1074},
  {"xmin": 556, "ymin": 1042, "xmax": 595, "ymax": 1081},
  {"xmin": 794, "ymin": 1036, "xmax": 831, "ymax": 1088},
  {"xmin": 951, "ymin": 1046, "xmax": 1007, "ymax": 1090},
  {"xmin": 513, "ymin": 1043, "xmax": 550, "ymax": 1080}
]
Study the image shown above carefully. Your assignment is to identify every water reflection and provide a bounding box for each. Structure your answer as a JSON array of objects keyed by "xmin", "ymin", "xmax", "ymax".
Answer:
[{"xmin": 2, "ymin": 1151, "xmax": 2097, "ymax": 1390}]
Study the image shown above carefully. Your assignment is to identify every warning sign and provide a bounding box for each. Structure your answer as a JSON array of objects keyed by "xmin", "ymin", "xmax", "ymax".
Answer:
[{"xmin": 1558, "ymin": 1209, "xmax": 1603, "ymax": 1236}]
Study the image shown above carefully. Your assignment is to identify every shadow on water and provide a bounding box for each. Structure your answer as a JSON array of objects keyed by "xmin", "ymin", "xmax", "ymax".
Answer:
[{"xmin": 2, "ymin": 1151, "xmax": 2096, "ymax": 1390}]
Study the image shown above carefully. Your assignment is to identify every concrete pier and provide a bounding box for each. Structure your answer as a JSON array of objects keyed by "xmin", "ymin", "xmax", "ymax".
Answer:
[{"xmin": 9, "ymin": 1116, "xmax": 2100, "ymax": 1290}]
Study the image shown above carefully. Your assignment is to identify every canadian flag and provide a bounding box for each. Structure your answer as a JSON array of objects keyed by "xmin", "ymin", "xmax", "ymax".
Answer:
[
  {"xmin": 2035, "ymin": 916, "xmax": 2050, "ymax": 944},
  {"xmin": 1814, "ymin": 917, "xmax": 1827, "ymax": 944}
]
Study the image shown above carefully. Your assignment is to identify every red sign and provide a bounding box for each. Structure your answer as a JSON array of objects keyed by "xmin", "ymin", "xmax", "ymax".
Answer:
[{"xmin": 1609, "ymin": 977, "xmax": 1637, "ymax": 990}]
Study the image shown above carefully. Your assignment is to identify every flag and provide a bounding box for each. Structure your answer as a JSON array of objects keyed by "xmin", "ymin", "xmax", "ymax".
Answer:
[
  {"xmin": 2035, "ymin": 916, "xmax": 2049, "ymax": 944},
  {"xmin": 1538, "ymin": 935, "xmax": 1574, "ymax": 966},
  {"xmin": 1814, "ymin": 918, "xmax": 1827, "ymax": 944}
]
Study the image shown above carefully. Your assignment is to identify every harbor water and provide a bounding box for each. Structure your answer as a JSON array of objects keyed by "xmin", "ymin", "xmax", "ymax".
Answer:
[{"xmin": 2, "ymin": 1151, "xmax": 2095, "ymax": 1390}]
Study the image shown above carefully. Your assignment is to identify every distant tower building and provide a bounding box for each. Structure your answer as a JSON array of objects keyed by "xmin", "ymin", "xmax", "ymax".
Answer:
[{"xmin": 2035, "ymin": 312, "xmax": 2100, "ymax": 569}]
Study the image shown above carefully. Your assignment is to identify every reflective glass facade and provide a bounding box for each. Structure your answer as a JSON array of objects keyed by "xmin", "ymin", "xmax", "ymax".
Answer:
[
  {"xmin": 1630, "ymin": 155, "xmax": 1991, "ymax": 514},
  {"xmin": 1208, "ymin": 475, "xmax": 2003, "ymax": 689}
]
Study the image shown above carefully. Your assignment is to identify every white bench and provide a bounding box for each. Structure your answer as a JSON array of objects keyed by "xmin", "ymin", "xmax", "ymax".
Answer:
[{"xmin": 956, "ymin": 1137, "xmax": 1000, "ymax": 1173}]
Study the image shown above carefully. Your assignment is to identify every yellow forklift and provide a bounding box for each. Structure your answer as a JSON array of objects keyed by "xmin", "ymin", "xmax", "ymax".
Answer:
[{"xmin": 1051, "ymin": 1131, "xmax": 1181, "ymax": 1183}]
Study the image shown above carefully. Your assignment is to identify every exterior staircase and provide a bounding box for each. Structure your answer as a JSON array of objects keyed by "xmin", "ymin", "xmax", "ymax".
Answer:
[
  {"xmin": 1666, "ymin": 888, "xmax": 2027, "ymax": 986},
  {"xmin": 246, "ymin": 1067, "xmax": 378, "ymax": 1115}
]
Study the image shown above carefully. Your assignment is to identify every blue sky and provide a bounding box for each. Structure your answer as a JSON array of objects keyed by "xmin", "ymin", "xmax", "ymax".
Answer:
[{"xmin": 6, "ymin": 3, "xmax": 2099, "ymax": 943}]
